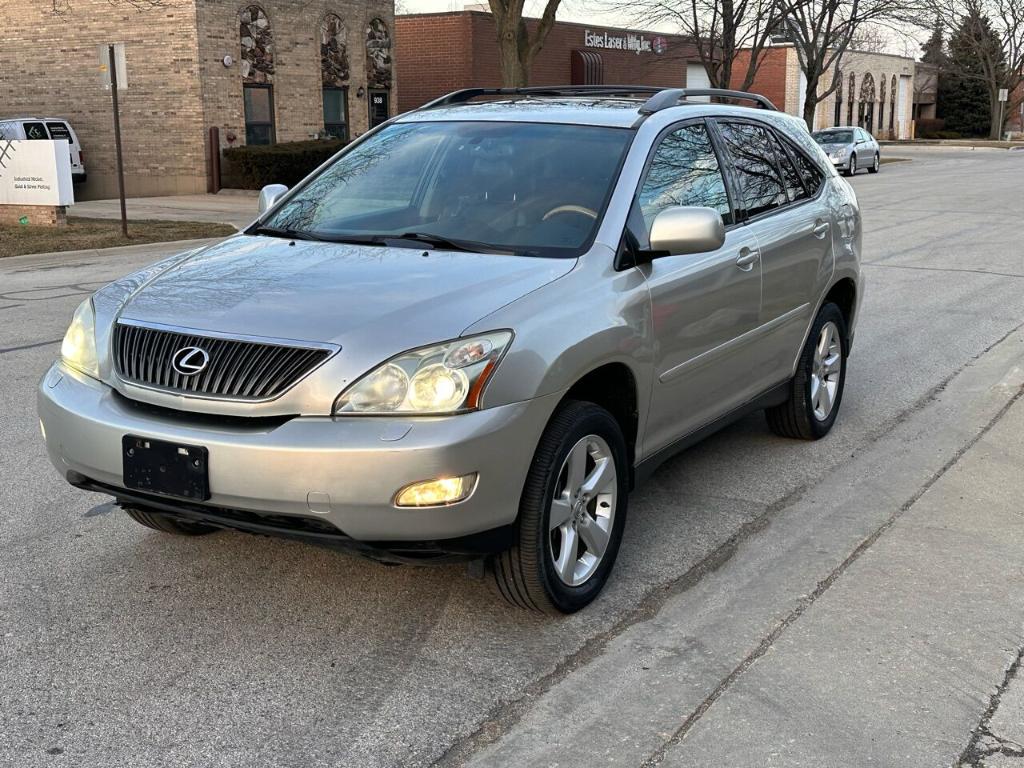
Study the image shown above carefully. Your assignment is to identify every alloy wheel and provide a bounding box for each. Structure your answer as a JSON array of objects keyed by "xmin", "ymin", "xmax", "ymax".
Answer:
[
  {"xmin": 811, "ymin": 321, "xmax": 843, "ymax": 421},
  {"xmin": 548, "ymin": 434, "xmax": 618, "ymax": 587}
]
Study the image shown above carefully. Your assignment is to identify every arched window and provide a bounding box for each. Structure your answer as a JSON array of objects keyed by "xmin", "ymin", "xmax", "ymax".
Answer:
[
  {"xmin": 366, "ymin": 18, "xmax": 392, "ymax": 89},
  {"xmin": 366, "ymin": 18, "xmax": 392, "ymax": 127},
  {"xmin": 834, "ymin": 71, "xmax": 843, "ymax": 127},
  {"xmin": 240, "ymin": 5, "xmax": 274, "ymax": 83},
  {"xmin": 859, "ymin": 73, "xmax": 876, "ymax": 133},
  {"xmin": 847, "ymin": 72, "xmax": 856, "ymax": 126},
  {"xmin": 240, "ymin": 5, "xmax": 275, "ymax": 145},
  {"xmin": 878, "ymin": 73, "xmax": 887, "ymax": 136},
  {"xmin": 890, "ymin": 75, "xmax": 898, "ymax": 134},
  {"xmin": 321, "ymin": 13, "xmax": 350, "ymax": 140}
]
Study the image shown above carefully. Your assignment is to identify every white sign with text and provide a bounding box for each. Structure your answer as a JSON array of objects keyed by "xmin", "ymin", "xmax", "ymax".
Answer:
[{"xmin": 0, "ymin": 140, "xmax": 74, "ymax": 206}]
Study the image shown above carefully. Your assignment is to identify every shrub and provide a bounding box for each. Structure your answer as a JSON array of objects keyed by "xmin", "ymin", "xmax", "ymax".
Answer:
[
  {"xmin": 223, "ymin": 139, "xmax": 346, "ymax": 189},
  {"xmin": 915, "ymin": 118, "xmax": 945, "ymax": 138}
]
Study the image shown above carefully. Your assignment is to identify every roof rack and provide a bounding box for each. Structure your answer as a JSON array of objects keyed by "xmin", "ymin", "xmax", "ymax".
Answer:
[
  {"xmin": 417, "ymin": 85, "xmax": 778, "ymax": 114},
  {"xmin": 420, "ymin": 86, "xmax": 667, "ymax": 110},
  {"xmin": 639, "ymin": 88, "xmax": 777, "ymax": 113}
]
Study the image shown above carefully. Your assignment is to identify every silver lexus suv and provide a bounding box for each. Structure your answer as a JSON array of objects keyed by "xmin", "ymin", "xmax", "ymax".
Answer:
[{"xmin": 39, "ymin": 87, "xmax": 863, "ymax": 614}]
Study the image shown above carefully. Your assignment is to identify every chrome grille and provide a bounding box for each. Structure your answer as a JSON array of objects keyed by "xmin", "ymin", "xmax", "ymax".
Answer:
[{"xmin": 112, "ymin": 322, "xmax": 334, "ymax": 400}]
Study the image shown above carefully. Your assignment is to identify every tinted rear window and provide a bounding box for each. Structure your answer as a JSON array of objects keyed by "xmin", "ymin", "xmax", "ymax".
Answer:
[
  {"xmin": 23, "ymin": 122, "xmax": 48, "ymax": 140},
  {"xmin": 46, "ymin": 122, "xmax": 72, "ymax": 143}
]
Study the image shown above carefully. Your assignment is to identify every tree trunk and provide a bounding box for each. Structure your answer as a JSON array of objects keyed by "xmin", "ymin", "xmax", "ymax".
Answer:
[
  {"xmin": 802, "ymin": 75, "xmax": 820, "ymax": 131},
  {"xmin": 989, "ymin": 97, "xmax": 1003, "ymax": 139},
  {"xmin": 494, "ymin": 17, "xmax": 529, "ymax": 87}
]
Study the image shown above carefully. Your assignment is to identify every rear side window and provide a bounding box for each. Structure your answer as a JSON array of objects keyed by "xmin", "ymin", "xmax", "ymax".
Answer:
[
  {"xmin": 23, "ymin": 122, "xmax": 48, "ymax": 140},
  {"xmin": 768, "ymin": 132, "xmax": 808, "ymax": 203},
  {"xmin": 789, "ymin": 143, "xmax": 824, "ymax": 197},
  {"xmin": 46, "ymin": 122, "xmax": 73, "ymax": 143},
  {"xmin": 638, "ymin": 123, "xmax": 732, "ymax": 232},
  {"xmin": 717, "ymin": 122, "xmax": 787, "ymax": 218}
]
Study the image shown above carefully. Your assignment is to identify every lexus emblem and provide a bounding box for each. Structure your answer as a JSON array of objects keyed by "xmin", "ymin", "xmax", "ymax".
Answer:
[{"xmin": 171, "ymin": 346, "xmax": 210, "ymax": 376}]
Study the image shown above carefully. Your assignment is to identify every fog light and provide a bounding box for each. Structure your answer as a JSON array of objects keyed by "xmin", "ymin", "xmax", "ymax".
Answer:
[{"xmin": 394, "ymin": 473, "xmax": 477, "ymax": 507}]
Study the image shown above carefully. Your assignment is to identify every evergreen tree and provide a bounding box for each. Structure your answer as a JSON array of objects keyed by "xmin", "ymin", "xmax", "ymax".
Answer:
[
  {"xmin": 920, "ymin": 20, "xmax": 946, "ymax": 66},
  {"xmin": 941, "ymin": 12, "xmax": 1005, "ymax": 137}
]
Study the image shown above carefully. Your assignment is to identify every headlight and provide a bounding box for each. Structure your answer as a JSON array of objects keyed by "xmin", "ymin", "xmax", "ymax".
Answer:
[
  {"xmin": 60, "ymin": 298, "xmax": 99, "ymax": 378},
  {"xmin": 334, "ymin": 331, "xmax": 512, "ymax": 415}
]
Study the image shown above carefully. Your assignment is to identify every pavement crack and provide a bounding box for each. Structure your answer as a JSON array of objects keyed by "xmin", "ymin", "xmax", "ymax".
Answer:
[
  {"xmin": 862, "ymin": 263, "xmax": 1024, "ymax": 279},
  {"xmin": 0, "ymin": 338, "xmax": 62, "ymax": 354},
  {"xmin": 957, "ymin": 646, "xmax": 1024, "ymax": 766}
]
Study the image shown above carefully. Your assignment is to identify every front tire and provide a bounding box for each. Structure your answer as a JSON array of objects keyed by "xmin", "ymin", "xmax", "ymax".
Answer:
[
  {"xmin": 123, "ymin": 505, "xmax": 219, "ymax": 536},
  {"xmin": 868, "ymin": 153, "xmax": 880, "ymax": 173},
  {"xmin": 844, "ymin": 154, "xmax": 857, "ymax": 176},
  {"xmin": 493, "ymin": 400, "xmax": 629, "ymax": 614},
  {"xmin": 766, "ymin": 303, "xmax": 848, "ymax": 440}
]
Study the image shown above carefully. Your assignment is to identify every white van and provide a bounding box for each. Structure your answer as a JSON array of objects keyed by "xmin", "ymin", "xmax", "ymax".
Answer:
[{"xmin": 0, "ymin": 117, "xmax": 86, "ymax": 184}]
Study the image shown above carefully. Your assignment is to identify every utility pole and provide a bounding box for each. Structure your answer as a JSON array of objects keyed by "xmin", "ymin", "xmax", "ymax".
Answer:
[{"xmin": 108, "ymin": 44, "xmax": 128, "ymax": 238}]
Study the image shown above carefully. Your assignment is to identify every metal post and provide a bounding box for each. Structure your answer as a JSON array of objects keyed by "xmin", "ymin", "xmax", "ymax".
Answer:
[{"xmin": 108, "ymin": 44, "xmax": 128, "ymax": 238}]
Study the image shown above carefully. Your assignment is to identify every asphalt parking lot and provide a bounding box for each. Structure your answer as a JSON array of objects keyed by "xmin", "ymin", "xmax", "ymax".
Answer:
[{"xmin": 2, "ymin": 145, "xmax": 1023, "ymax": 767}]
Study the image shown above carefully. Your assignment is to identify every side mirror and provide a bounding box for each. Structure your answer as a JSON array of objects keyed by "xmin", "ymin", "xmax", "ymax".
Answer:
[
  {"xmin": 258, "ymin": 183, "xmax": 289, "ymax": 215},
  {"xmin": 648, "ymin": 206, "xmax": 726, "ymax": 257}
]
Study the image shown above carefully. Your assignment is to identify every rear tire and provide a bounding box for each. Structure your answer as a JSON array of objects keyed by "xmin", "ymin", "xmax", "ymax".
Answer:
[
  {"xmin": 766, "ymin": 302, "xmax": 848, "ymax": 440},
  {"xmin": 493, "ymin": 400, "xmax": 629, "ymax": 614},
  {"xmin": 122, "ymin": 505, "xmax": 218, "ymax": 536}
]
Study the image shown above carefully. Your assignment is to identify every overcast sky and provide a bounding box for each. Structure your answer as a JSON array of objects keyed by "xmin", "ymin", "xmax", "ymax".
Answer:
[{"xmin": 398, "ymin": 0, "xmax": 925, "ymax": 58}]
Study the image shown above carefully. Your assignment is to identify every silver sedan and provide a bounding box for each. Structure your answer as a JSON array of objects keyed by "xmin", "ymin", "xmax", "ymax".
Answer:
[{"xmin": 812, "ymin": 127, "xmax": 881, "ymax": 176}]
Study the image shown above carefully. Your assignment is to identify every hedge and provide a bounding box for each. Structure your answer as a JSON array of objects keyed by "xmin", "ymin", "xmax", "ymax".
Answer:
[
  {"xmin": 222, "ymin": 139, "xmax": 347, "ymax": 189},
  {"xmin": 915, "ymin": 118, "xmax": 948, "ymax": 139}
]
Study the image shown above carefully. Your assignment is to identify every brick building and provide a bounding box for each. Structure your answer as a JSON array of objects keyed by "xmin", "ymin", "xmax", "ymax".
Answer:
[
  {"xmin": 731, "ymin": 46, "xmax": 919, "ymax": 139},
  {"xmin": 395, "ymin": 11, "xmax": 706, "ymax": 113},
  {"xmin": 0, "ymin": 0, "xmax": 396, "ymax": 200}
]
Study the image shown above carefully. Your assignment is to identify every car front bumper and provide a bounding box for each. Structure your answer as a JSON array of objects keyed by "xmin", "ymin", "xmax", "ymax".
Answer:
[{"xmin": 38, "ymin": 362, "xmax": 559, "ymax": 546}]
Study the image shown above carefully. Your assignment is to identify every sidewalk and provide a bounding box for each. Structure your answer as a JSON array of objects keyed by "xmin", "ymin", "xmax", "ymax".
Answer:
[
  {"xmin": 71, "ymin": 193, "xmax": 257, "ymax": 229},
  {"xmin": 457, "ymin": 327, "xmax": 1024, "ymax": 768}
]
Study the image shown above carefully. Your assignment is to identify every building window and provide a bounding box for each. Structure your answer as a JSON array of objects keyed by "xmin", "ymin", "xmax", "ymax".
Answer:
[
  {"xmin": 321, "ymin": 14, "xmax": 350, "ymax": 85},
  {"xmin": 847, "ymin": 72, "xmax": 856, "ymax": 126},
  {"xmin": 890, "ymin": 75, "xmax": 897, "ymax": 134},
  {"xmin": 366, "ymin": 18, "xmax": 393, "ymax": 90},
  {"xmin": 859, "ymin": 73, "xmax": 876, "ymax": 133},
  {"xmin": 240, "ymin": 5, "xmax": 275, "ymax": 83},
  {"xmin": 834, "ymin": 71, "xmax": 843, "ymax": 127},
  {"xmin": 323, "ymin": 86, "xmax": 349, "ymax": 140},
  {"xmin": 244, "ymin": 84, "xmax": 275, "ymax": 145}
]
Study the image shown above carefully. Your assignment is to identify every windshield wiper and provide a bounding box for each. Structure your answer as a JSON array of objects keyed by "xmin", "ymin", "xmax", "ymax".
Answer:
[
  {"xmin": 384, "ymin": 232, "xmax": 523, "ymax": 255},
  {"xmin": 251, "ymin": 225, "xmax": 321, "ymax": 241}
]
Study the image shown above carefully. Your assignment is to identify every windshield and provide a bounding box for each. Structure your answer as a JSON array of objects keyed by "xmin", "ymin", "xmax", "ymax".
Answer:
[
  {"xmin": 259, "ymin": 121, "xmax": 633, "ymax": 257},
  {"xmin": 813, "ymin": 130, "xmax": 853, "ymax": 144}
]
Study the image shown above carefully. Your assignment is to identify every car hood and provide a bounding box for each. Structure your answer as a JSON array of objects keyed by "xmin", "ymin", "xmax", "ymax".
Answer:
[
  {"xmin": 817, "ymin": 141, "xmax": 850, "ymax": 151},
  {"xmin": 118, "ymin": 235, "xmax": 575, "ymax": 351}
]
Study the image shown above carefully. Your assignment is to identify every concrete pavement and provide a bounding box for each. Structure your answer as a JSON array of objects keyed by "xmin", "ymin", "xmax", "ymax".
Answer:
[
  {"xmin": 1, "ymin": 146, "xmax": 1023, "ymax": 767},
  {"xmin": 71, "ymin": 193, "xmax": 258, "ymax": 229}
]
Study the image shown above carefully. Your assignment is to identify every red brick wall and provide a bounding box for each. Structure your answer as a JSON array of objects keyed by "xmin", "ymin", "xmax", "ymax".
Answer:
[
  {"xmin": 730, "ymin": 48, "xmax": 789, "ymax": 112},
  {"xmin": 396, "ymin": 12, "xmax": 702, "ymax": 113}
]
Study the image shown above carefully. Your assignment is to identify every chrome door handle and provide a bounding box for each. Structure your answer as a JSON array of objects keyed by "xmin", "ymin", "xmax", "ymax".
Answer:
[
  {"xmin": 812, "ymin": 221, "xmax": 831, "ymax": 238},
  {"xmin": 735, "ymin": 249, "xmax": 760, "ymax": 270}
]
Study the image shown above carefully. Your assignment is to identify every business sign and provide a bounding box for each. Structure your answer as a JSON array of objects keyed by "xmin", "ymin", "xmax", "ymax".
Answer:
[
  {"xmin": 0, "ymin": 140, "xmax": 74, "ymax": 206},
  {"xmin": 584, "ymin": 29, "xmax": 666, "ymax": 55}
]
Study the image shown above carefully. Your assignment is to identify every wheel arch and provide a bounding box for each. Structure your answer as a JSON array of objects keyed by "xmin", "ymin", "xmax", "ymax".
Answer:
[
  {"xmin": 559, "ymin": 361, "xmax": 640, "ymax": 489},
  {"xmin": 822, "ymin": 277, "xmax": 857, "ymax": 351}
]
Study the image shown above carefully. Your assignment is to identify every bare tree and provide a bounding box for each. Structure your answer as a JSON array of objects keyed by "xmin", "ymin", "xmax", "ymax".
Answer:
[
  {"xmin": 923, "ymin": 0, "xmax": 1024, "ymax": 138},
  {"xmin": 594, "ymin": 0, "xmax": 779, "ymax": 91},
  {"xmin": 774, "ymin": 0, "xmax": 906, "ymax": 129},
  {"xmin": 487, "ymin": 0, "xmax": 561, "ymax": 86}
]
